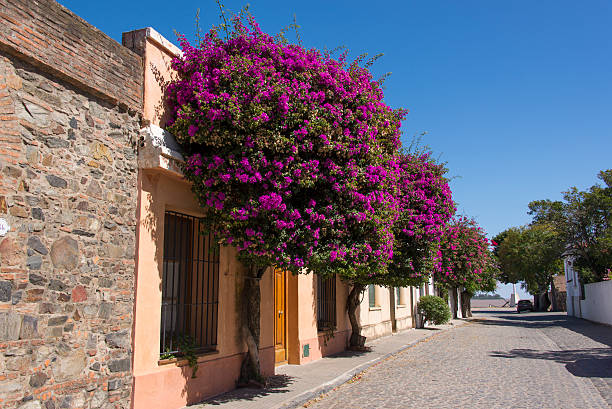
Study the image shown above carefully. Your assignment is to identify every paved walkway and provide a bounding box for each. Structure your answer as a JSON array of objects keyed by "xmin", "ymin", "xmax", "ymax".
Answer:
[
  {"xmin": 306, "ymin": 310, "xmax": 611, "ymax": 409},
  {"xmin": 188, "ymin": 319, "xmax": 468, "ymax": 409}
]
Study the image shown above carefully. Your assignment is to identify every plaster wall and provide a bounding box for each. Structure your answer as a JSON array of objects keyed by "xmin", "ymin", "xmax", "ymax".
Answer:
[
  {"xmin": 132, "ymin": 171, "xmax": 275, "ymax": 408},
  {"xmin": 292, "ymin": 279, "xmax": 415, "ymax": 364},
  {"xmin": 579, "ymin": 280, "xmax": 612, "ymax": 326},
  {"xmin": 291, "ymin": 273, "xmax": 351, "ymax": 364},
  {"xmin": 126, "ymin": 28, "xmax": 274, "ymax": 408}
]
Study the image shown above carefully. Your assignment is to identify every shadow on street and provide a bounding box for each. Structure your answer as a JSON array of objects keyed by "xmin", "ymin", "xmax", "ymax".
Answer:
[
  {"xmin": 200, "ymin": 374, "xmax": 295, "ymax": 406},
  {"xmin": 473, "ymin": 309, "xmax": 612, "ymax": 380}
]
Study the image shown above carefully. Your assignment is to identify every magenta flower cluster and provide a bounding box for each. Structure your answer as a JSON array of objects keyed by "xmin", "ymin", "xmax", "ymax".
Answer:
[
  {"xmin": 435, "ymin": 217, "xmax": 495, "ymax": 287},
  {"xmin": 166, "ymin": 16, "xmax": 405, "ymax": 278},
  {"xmin": 378, "ymin": 153, "xmax": 456, "ymax": 287}
]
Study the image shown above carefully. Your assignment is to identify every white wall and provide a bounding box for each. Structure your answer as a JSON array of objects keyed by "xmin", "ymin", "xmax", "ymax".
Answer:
[
  {"xmin": 580, "ymin": 280, "xmax": 612, "ymax": 326},
  {"xmin": 565, "ymin": 256, "xmax": 612, "ymax": 326}
]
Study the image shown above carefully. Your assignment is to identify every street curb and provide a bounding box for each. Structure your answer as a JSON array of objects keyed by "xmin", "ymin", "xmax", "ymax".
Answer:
[{"xmin": 275, "ymin": 320, "xmax": 471, "ymax": 408}]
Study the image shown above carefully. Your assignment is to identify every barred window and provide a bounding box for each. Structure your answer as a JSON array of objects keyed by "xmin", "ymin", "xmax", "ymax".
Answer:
[
  {"xmin": 317, "ymin": 275, "xmax": 336, "ymax": 330},
  {"xmin": 160, "ymin": 211, "xmax": 219, "ymax": 357}
]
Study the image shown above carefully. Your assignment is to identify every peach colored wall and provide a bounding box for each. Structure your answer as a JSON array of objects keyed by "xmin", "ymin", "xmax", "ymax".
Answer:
[
  {"xmin": 141, "ymin": 29, "xmax": 180, "ymax": 128},
  {"xmin": 290, "ymin": 276, "xmax": 418, "ymax": 364},
  {"xmin": 132, "ymin": 171, "xmax": 275, "ymax": 408}
]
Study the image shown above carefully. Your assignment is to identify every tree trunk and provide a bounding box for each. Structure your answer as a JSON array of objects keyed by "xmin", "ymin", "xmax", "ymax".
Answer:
[
  {"xmin": 239, "ymin": 266, "xmax": 266, "ymax": 384},
  {"xmin": 347, "ymin": 283, "xmax": 366, "ymax": 347},
  {"xmin": 449, "ymin": 287, "xmax": 458, "ymax": 319},
  {"xmin": 389, "ymin": 288, "xmax": 397, "ymax": 333},
  {"xmin": 550, "ymin": 279, "xmax": 558, "ymax": 312},
  {"xmin": 534, "ymin": 292, "xmax": 550, "ymax": 312},
  {"xmin": 460, "ymin": 290, "xmax": 472, "ymax": 318}
]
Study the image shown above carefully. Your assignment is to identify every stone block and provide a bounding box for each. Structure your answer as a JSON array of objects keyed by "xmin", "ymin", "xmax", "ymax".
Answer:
[
  {"xmin": 105, "ymin": 330, "xmax": 129, "ymax": 349},
  {"xmin": 25, "ymin": 288, "xmax": 44, "ymax": 302},
  {"xmin": 31, "ymin": 207, "xmax": 44, "ymax": 220},
  {"xmin": 29, "ymin": 273, "xmax": 46, "ymax": 286},
  {"xmin": 48, "ymin": 315, "xmax": 68, "ymax": 326},
  {"xmin": 10, "ymin": 206, "xmax": 29, "ymax": 218},
  {"xmin": 46, "ymin": 175, "xmax": 67, "ymax": 189},
  {"xmin": 50, "ymin": 236, "xmax": 79, "ymax": 270},
  {"xmin": 27, "ymin": 236, "xmax": 48, "ymax": 255},
  {"xmin": 0, "ymin": 280, "xmax": 12, "ymax": 302},
  {"xmin": 49, "ymin": 279, "xmax": 66, "ymax": 291},
  {"xmin": 0, "ymin": 312, "xmax": 22, "ymax": 340},
  {"xmin": 108, "ymin": 358, "xmax": 130, "ymax": 373},
  {"xmin": 12, "ymin": 291, "xmax": 22, "ymax": 304},
  {"xmin": 108, "ymin": 379, "xmax": 122, "ymax": 391},
  {"xmin": 19, "ymin": 400, "xmax": 42, "ymax": 409},
  {"xmin": 86, "ymin": 180, "xmax": 103, "ymax": 199},
  {"xmin": 26, "ymin": 254, "xmax": 42, "ymax": 270},
  {"xmin": 71, "ymin": 285, "xmax": 87, "ymax": 302},
  {"xmin": 0, "ymin": 237, "xmax": 22, "ymax": 266},
  {"xmin": 91, "ymin": 142, "xmax": 112, "ymax": 163},
  {"xmin": 20, "ymin": 315, "xmax": 39, "ymax": 339},
  {"xmin": 29, "ymin": 372, "xmax": 48, "ymax": 388},
  {"xmin": 52, "ymin": 351, "xmax": 86, "ymax": 382},
  {"xmin": 0, "ymin": 381, "xmax": 23, "ymax": 393}
]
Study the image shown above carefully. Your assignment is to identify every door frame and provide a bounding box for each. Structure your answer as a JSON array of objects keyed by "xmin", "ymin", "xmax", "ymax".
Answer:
[{"xmin": 274, "ymin": 267, "xmax": 288, "ymax": 365}]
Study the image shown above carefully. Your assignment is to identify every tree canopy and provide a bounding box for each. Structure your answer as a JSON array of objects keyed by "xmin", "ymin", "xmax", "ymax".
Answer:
[
  {"xmin": 527, "ymin": 169, "xmax": 612, "ymax": 283},
  {"xmin": 166, "ymin": 15, "xmax": 404, "ymax": 280},
  {"xmin": 493, "ymin": 224, "xmax": 564, "ymax": 294},
  {"xmin": 373, "ymin": 152, "xmax": 455, "ymax": 288},
  {"xmin": 435, "ymin": 217, "xmax": 496, "ymax": 291}
]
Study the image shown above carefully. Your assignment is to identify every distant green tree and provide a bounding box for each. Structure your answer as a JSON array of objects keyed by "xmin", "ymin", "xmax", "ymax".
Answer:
[
  {"xmin": 528, "ymin": 169, "xmax": 612, "ymax": 283},
  {"xmin": 493, "ymin": 224, "xmax": 564, "ymax": 310}
]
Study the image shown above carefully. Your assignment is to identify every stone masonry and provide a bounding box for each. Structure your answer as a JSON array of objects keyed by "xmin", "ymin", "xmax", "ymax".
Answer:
[{"xmin": 0, "ymin": 1, "xmax": 143, "ymax": 408}]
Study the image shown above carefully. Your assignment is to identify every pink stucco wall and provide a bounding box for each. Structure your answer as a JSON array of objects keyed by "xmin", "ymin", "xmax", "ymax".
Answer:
[{"xmin": 129, "ymin": 29, "xmax": 275, "ymax": 409}]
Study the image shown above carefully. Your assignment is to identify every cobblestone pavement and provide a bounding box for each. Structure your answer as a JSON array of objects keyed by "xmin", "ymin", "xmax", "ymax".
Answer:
[{"xmin": 306, "ymin": 310, "xmax": 611, "ymax": 409}]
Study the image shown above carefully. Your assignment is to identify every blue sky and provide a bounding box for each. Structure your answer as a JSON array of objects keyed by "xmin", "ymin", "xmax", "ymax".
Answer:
[{"xmin": 58, "ymin": 0, "xmax": 611, "ymax": 298}]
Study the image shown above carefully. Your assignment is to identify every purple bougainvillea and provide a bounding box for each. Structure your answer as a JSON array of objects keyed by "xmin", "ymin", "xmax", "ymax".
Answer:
[
  {"xmin": 435, "ymin": 216, "xmax": 495, "ymax": 288},
  {"xmin": 379, "ymin": 152, "xmax": 455, "ymax": 287},
  {"xmin": 166, "ymin": 16, "xmax": 405, "ymax": 279}
]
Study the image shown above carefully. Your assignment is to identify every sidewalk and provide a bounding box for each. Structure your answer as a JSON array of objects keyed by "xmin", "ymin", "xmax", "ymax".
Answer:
[{"xmin": 188, "ymin": 319, "xmax": 470, "ymax": 409}]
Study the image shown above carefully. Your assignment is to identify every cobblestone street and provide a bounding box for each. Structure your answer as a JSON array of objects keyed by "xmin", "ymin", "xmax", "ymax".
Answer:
[{"xmin": 306, "ymin": 310, "xmax": 612, "ymax": 409}]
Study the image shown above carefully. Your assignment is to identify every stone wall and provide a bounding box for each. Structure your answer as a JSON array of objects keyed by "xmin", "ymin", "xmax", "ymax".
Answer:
[{"xmin": 0, "ymin": 2, "xmax": 142, "ymax": 408}]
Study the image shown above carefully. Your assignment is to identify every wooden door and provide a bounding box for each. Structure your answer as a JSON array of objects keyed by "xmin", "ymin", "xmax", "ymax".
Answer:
[{"xmin": 274, "ymin": 268, "xmax": 287, "ymax": 364}]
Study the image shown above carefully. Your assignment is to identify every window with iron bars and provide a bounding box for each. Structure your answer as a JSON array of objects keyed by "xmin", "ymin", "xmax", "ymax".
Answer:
[
  {"xmin": 317, "ymin": 274, "xmax": 336, "ymax": 331},
  {"xmin": 160, "ymin": 211, "xmax": 219, "ymax": 357}
]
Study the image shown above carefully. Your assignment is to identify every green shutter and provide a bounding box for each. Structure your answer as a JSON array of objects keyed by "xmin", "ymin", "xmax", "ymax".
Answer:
[{"xmin": 369, "ymin": 284, "xmax": 376, "ymax": 308}]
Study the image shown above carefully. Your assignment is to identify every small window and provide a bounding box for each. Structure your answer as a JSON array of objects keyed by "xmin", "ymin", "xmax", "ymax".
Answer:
[
  {"xmin": 160, "ymin": 211, "xmax": 219, "ymax": 357},
  {"xmin": 317, "ymin": 275, "xmax": 336, "ymax": 330},
  {"xmin": 395, "ymin": 287, "xmax": 402, "ymax": 306},
  {"xmin": 368, "ymin": 284, "xmax": 377, "ymax": 308}
]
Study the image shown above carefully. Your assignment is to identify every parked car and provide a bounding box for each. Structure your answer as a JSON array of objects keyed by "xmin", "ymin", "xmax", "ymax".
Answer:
[{"xmin": 517, "ymin": 299, "xmax": 534, "ymax": 313}]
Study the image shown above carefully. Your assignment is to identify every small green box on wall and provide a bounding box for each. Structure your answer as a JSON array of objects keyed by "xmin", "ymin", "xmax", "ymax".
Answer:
[{"xmin": 303, "ymin": 344, "xmax": 309, "ymax": 358}]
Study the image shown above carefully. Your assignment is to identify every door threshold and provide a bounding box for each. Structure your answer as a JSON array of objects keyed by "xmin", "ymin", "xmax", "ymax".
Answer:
[{"xmin": 275, "ymin": 360, "xmax": 288, "ymax": 367}]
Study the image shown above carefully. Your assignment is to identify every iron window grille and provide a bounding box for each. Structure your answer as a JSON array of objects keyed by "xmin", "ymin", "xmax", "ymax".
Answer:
[
  {"xmin": 317, "ymin": 274, "xmax": 336, "ymax": 330},
  {"xmin": 160, "ymin": 211, "xmax": 220, "ymax": 357}
]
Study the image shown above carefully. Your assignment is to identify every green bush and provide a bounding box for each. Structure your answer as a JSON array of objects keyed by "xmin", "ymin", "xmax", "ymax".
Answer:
[{"xmin": 417, "ymin": 295, "xmax": 451, "ymax": 326}]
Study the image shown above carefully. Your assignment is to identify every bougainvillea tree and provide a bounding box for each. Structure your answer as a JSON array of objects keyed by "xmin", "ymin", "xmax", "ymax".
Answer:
[
  {"xmin": 435, "ymin": 217, "xmax": 496, "ymax": 318},
  {"xmin": 165, "ymin": 15, "xmax": 405, "ymax": 379},
  {"xmin": 349, "ymin": 152, "xmax": 455, "ymax": 338}
]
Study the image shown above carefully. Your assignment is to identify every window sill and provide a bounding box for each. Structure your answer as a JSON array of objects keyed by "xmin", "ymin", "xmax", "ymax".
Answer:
[
  {"xmin": 317, "ymin": 328, "xmax": 336, "ymax": 335},
  {"xmin": 158, "ymin": 349, "xmax": 219, "ymax": 366},
  {"xmin": 396, "ymin": 304, "xmax": 406, "ymax": 309},
  {"xmin": 369, "ymin": 306, "xmax": 382, "ymax": 311}
]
